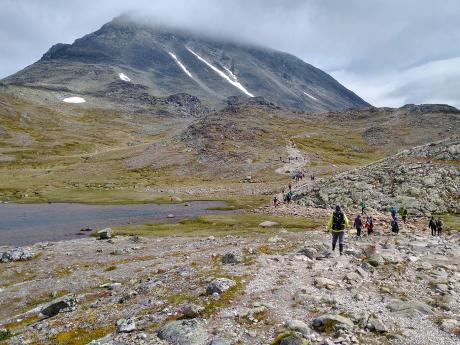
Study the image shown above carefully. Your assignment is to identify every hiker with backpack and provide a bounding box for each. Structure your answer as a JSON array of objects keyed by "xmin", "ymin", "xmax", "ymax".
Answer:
[
  {"xmin": 359, "ymin": 200, "xmax": 366, "ymax": 215},
  {"xmin": 399, "ymin": 207, "xmax": 408, "ymax": 223},
  {"xmin": 327, "ymin": 205, "xmax": 349, "ymax": 255},
  {"xmin": 390, "ymin": 217, "xmax": 399, "ymax": 234},
  {"xmin": 429, "ymin": 216, "xmax": 437, "ymax": 236},
  {"xmin": 365, "ymin": 216, "xmax": 374, "ymax": 235},
  {"xmin": 390, "ymin": 207, "xmax": 397, "ymax": 220},
  {"xmin": 353, "ymin": 214, "xmax": 363, "ymax": 238},
  {"xmin": 436, "ymin": 217, "xmax": 443, "ymax": 236}
]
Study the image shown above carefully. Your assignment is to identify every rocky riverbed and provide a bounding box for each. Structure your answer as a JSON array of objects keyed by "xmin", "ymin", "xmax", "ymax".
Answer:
[{"xmin": 0, "ymin": 207, "xmax": 459, "ymax": 345}]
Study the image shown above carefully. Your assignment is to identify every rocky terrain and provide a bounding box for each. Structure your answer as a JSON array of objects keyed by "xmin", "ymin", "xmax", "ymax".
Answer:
[
  {"xmin": 2, "ymin": 15, "xmax": 368, "ymax": 112},
  {"xmin": 294, "ymin": 138, "xmax": 460, "ymax": 215},
  {"xmin": 0, "ymin": 206, "xmax": 459, "ymax": 345}
]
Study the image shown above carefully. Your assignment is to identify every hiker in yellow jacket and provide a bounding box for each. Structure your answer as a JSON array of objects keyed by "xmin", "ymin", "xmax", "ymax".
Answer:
[{"xmin": 327, "ymin": 205, "xmax": 350, "ymax": 256}]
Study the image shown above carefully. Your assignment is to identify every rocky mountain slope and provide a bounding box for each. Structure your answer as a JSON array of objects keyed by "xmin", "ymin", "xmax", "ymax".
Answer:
[
  {"xmin": 2, "ymin": 15, "xmax": 369, "ymax": 112},
  {"xmin": 0, "ymin": 209, "xmax": 459, "ymax": 345},
  {"xmin": 294, "ymin": 138, "xmax": 460, "ymax": 215}
]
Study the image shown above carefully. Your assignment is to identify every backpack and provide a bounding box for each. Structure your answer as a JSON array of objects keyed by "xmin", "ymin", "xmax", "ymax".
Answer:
[{"xmin": 332, "ymin": 211, "xmax": 345, "ymax": 230}]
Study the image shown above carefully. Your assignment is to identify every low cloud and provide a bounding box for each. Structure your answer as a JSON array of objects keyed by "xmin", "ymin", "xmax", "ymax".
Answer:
[{"xmin": 1, "ymin": 0, "xmax": 459, "ymax": 108}]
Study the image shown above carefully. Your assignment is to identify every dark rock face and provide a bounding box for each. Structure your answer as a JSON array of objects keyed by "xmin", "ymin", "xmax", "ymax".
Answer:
[{"xmin": 3, "ymin": 15, "xmax": 369, "ymax": 112}]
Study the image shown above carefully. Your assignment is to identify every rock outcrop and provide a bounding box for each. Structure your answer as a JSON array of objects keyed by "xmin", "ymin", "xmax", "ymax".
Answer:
[{"xmin": 295, "ymin": 138, "xmax": 460, "ymax": 215}]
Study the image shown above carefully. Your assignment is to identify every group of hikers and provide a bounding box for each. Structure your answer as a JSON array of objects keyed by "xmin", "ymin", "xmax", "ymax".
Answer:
[
  {"xmin": 273, "ymin": 182, "xmax": 294, "ymax": 206},
  {"xmin": 328, "ymin": 202, "xmax": 444, "ymax": 256}
]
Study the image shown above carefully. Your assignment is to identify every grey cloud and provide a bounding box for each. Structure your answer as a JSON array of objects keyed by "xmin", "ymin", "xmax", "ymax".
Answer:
[{"xmin": 1, "ymin": 0, "xmax": 459, "ymax": 108}]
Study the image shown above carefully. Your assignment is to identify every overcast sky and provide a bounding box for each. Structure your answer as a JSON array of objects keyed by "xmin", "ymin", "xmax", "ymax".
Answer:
[{"xmin": 1, "ymin": 0, "xmax": 459, "ymax": 107}]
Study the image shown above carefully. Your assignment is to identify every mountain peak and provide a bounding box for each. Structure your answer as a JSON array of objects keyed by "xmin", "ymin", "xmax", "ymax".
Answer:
[{"xmin": 3, "ymin": 16, "xmax": 369, "ymax": 112}]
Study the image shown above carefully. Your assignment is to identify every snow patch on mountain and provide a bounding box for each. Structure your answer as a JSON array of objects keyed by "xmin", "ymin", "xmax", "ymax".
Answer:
[
  {"xmin": 303, "ymin": 91, "xmax": 318, "ymax": 101},
  {"xmin": 119, "ymin": 73, "xmax": 131, "ymax": 82},
  {"xmin": 168, "ymin": 52, "xmax": 193, "ymax": 79},
  {"xmin": 63, "ymin": 97, "xmax": 86, "ymax": 104},
  {"xmin": 187, "ymin": 48, "xmax": 254, "ymax": 97}
]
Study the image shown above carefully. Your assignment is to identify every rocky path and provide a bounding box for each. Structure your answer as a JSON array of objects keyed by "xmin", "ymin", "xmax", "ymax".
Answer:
[
  {"xmin": 1, "ymin": 208, "xmax": 459, "ymax": 345},
  {"xmin": 275, "ymin": 142, "xmax": 308, "ymax": 175}
]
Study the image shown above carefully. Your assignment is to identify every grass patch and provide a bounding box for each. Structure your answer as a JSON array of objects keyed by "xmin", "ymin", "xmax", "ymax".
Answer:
[
  {"xmin": 0, "ymin": 329, "xmax": 13, "ymax": 341},
  {"xmin": 435, "ymin": 214, "xmax": 460, "ymax": 231},
  {"xmin": 113, "ymin": 214, "xmax": 321, "ymax": 237},
  {"xmin": 47, "ymin": 326, "xmax": 114, "ymax": 345}
]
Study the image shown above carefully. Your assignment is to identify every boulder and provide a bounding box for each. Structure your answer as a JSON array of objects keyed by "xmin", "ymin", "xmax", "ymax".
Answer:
[
  {"xmin": 387, "ymin": 300, "xmax": 434, "ymax": 315},
  {"xmin": 221, "ymin": 251, "xmax": 242, "ymax": 265},
  {"xmin": 286, "ymin": 319, "xmax": 312, "ymax": 336},
  {"xmin": 279, "ymin": 335, "xmax": 309, "ymax": 345},
  {"xmin": 157, "ymin": 319, "xmax": 208, "ymax": 345},
  {"xmin": 367, "ymin": 317, "xmax": 388, "ymax": 333},
  {"xmin": 180, "ymin": 304, "xmax": 205, "ymax": 319},
  {"xmin": 298, "ymin": 247, "xmax": 317, "ymax": 260},
  {"xmin": 314, "ymin": 277, "xmax": 337, "ymax": 290},
  {"xmin": 206, "ymin": 278, "xmax": 236, "ymax": 295},
  {"xmin": 344, "ymin": 272, "xmax": 361, "ymax": 283},
  {"xmin": 259, "ymin": 221, "xmax": 278, "ymax": 228},
  {"xmin": 97, "ymin": 228, "xmax": 112, "ymax": 240},
  {"xmin": 40, "ymin": 295, "xmax": 77, "ymax": 317},
  {"xmin": 117, "ymin": 318, "xmax": 136, "ymax": 333},
  {"xmin": 1, "ymin": 247, "xmax": 36, "ymax": 263},
  {"xmin": 312, "ymin": 314, "xmax": 354, "ymax": 331},
  {"xmin": 368, "ymin": 253, "xmax": 384, "ymax": 267}
]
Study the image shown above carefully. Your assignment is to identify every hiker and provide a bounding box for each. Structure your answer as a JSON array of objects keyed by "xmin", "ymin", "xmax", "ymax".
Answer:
[
  {"xmin": 390, "ymin": 207, "xmax": 397, "ymax": 220},
  {"xmin": 327, "ymin": 205, "xmax": 349, "ymax": 255},
  {"xmin": 354, "ymin": 214, "xmax": 363, "ymax": 238},
  {"xmin": 429, "ymin": 217, "xmax": 437, "ymax": 236},
  {"xmin": 273, "ymin": 195, "xmax": 278, "ymax": 207},
  {"xmin": 359, "ymin": 200, "xmax": 366, "ymax": 215},
  {"xmin": 288, "ymin": 182, "xmax": 292, "ymax": 191},
  {"xmin": 365, "ymin": 216, "xmax": 374, "ymax": 235},
  {"xmin": 436, "ymin": 217, "xmax": 443, "ymax": 236},
  {"xmin": 286, "ymin": 190, "xmax": 293, "ymax": 204},
  {"xmin": 399, "ymin": 207, "xmax": 408, "ymax": 223},
  {"xmin": 391, "ymin": 217, "xmax": 399, "ymax": 234}
]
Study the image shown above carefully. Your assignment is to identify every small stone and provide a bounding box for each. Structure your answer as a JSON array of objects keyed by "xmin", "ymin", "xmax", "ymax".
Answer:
[
  {"xmin": 97, "ymin": 228, "xmax": 112, "ymax": 240},
  {"xmin": 259, "ymin": 221, "xmax": 278, "ymax": 228},
  {"xmin": 117, "ymin": 318, "xmax": 136, "ymax": 333},
  {"xmin": 368, "ymin": 253, "xmax": 384, "ymax": 267},
  {"xmin": 314, "ymin": 277, "xmax": 337, "ymax": 290},
  {"xmin": 167, "ymin": 214, "xmax": 175, "ymax": 218},
  {"xmin": 286, "ymin": 319, "xmax": 312, "ymax": 336},
  {"xmin": 157, "ymin": 319, "xmax": 208, "ymax": 345},
  {"xmin": 312, "ymin": 314, "xmax": 354, "ymax": 331},
  {"xmin": 221, "ymin": 251, "xmax": 242, "ymax": 264},
  {"xmin": 181, "ymin": 304, "xmax": 205, "ymax": 318},
  {"xmin": 206, "ymin": 278, "xmax": 236, "ymax": 295}
]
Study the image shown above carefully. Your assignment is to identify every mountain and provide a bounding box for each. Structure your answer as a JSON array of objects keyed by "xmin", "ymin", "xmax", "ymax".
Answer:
[{"xmin": 2, "ymin": 15, "xmax": 369, "ymax": 112}]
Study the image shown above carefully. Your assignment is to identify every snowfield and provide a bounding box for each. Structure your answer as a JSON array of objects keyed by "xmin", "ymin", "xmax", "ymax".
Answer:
[
  {"xmin": 63, "ymin": 97, "xmax": 86, "ymax": 104},
  {"xmin": 303, "ymin": 91, "xmax": 318, "ymax": 101},
  {"xmin": 119, "ymin": 73, "xmax": 131, "ymax": 82},
  {"xmin": 168, "ymin": 52, "xmax": 193, "ymax": 79},
  {"xmin": 187, "ymin": 48, "xmax": 254, "ymax": 97}
]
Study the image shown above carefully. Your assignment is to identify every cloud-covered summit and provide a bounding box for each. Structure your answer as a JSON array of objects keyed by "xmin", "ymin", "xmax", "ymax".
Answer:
[{"xmin": 1, "ymin": 0, "xmax": 459, "ymax": 107}]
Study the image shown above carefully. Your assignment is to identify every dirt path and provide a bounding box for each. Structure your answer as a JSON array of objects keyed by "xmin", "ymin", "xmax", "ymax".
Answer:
[{"xmin": 275, "ymin": 141, "xmax": 308, "ymax": 175}]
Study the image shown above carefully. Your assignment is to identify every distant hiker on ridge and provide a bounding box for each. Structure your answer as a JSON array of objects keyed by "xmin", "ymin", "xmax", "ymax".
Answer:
[
  {"xmin": 359, "ymin": 200, "xmax": 366, "ymax": 215},
  {"xmin": 353, "ymin": 214, "xmax": 363, "ymax": 238},
  {"xmin": 429, "ymin": 216, "xmax": 437, "ymax": 236},
  {"xmin": 327, "ymin": 205, "xmax": 349, "ymax": 256},
  {"xmin": 436, "ymin": 217, "xmax": 443, "ymax": 236}
]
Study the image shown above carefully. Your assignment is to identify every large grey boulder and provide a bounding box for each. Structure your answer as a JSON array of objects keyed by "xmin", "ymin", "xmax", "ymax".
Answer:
[
  {"xmin": 312, "ymin": 314, "xmax": 354, "ymax": 331},
  {"xmin": 279, "ymin": 335, "xmax": 309, "ymax": 345},
  {"xmin": 157, "ymin": 319, "xmax": 208, "ymax": 345},
  {"xmin": 387, "ymin": 300, "xmax": 434, "ymax": 315},
  {"xmin": 206, "ymin": 278, "xmax": 236, "ymax": 295},
  {"xmin": 1, "ymin": 247, "xmax": 36, "ymax": 263},
  {"xmin": 40, "ymin": 295, "xmax": 77, "ymax": 317},
  {"xmin": 298, "ymin": 247, "xmax": 317, "ymax": 260}
]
